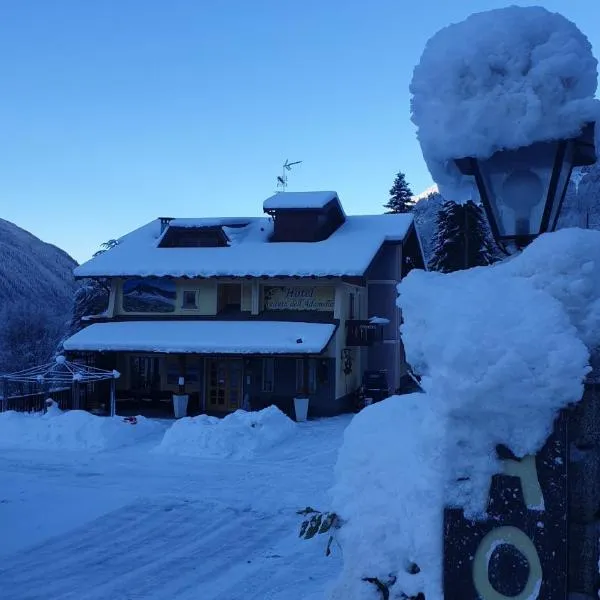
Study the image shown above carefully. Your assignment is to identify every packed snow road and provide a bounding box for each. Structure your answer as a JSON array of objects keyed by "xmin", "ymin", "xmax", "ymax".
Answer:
[{"xmin": 0, "ymin": 415, "xmax": 350, "ymax": 600}]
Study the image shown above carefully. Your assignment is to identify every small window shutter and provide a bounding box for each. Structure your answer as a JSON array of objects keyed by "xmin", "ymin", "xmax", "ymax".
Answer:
[{"xmin": 241, "ymin": 283, "xmax": 252, "ymax": 312}]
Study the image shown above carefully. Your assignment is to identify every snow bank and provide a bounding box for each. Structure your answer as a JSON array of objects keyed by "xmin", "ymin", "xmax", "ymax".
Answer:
[
  {"xmin": 329, "ymin": 228, "xmax": 599, "ymax": 599},
  {"xmin": 502, "ymin": 228, "xmax": 600, "ymax": 349},
  {"xmin": 156, "ymin": 406, "xmax": 296, "ymax": 459},
  {"xmin": 329, "ymin": 395, "xmax": 445, "ymax": 600},
  {"xmin": 410, "ymin": 6, "xmax": 600, "ymax": 200},
  {"xmin": 0, "ymin": 410, "xmax": 161, "ymax": 452}
]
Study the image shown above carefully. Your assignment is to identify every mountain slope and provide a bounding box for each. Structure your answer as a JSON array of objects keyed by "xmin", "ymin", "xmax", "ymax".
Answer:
[
  {"xmin": 0, "ymin": 219, "xmax": 77, "ymax": 372},
  {"xmin": 557, "ymin": 163, "xmax": 600, "ymax": 230}
]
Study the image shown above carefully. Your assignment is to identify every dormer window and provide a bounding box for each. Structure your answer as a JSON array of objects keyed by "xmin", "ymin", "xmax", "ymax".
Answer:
[{"xmin": 159, "ymin": 226, "xmax": 229, "ymax": 248}]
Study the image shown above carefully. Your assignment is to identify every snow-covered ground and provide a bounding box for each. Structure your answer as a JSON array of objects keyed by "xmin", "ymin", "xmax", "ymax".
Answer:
[{"xmin": 0, "ymin": 411, "xmax": 350, "ymax": 600}]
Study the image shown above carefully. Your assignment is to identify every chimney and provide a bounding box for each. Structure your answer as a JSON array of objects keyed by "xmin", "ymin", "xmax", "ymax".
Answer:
[{"xmin": 159, "ymin": 217, "xmax": 173, "ymax": 234}]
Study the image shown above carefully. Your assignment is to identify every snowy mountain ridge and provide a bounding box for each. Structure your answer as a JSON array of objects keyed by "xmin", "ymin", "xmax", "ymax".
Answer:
[
  {"xmin": 412, "ymin": 184, "xmax": 438, "ymax": 202},
  {"xmin": 0, "ymin": 218, "xmax": 78, "ymax": 372},
  {"xmin": 0, "ymin": 218, "xmax": 77, "ymax": 311}
]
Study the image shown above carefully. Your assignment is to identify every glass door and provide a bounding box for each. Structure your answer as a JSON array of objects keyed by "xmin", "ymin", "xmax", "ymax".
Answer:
[{"xmin": 207, "ymin": 359, "xmax": 243, "ymax": 412}]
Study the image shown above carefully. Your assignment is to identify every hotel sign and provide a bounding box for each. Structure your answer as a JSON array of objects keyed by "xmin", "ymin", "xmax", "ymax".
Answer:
[
  {"xmin": 444, "ymin": 414, "xmax": 568, "ymax": 600},
  {"xmin": 264, "ymin": 286, "xmax": 335, "ymax": 311}
]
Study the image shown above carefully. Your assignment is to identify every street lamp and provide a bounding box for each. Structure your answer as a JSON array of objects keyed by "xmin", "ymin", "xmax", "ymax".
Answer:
[{"xmin": 455, "ymin": 123, "xmax": 596, "ymax": 251}]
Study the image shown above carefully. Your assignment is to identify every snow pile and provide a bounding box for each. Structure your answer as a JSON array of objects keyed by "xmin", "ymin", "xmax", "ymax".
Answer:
[
  {"xmin": 44, "ymin": 399, "xmax": 63, "ymax": 417},
  {"xmin": 263, "ymin": 191, "xmax": 339, "ymax": 211},
  {"xmin": 410, "ymin": 6, "xmax": 600, "ymax": 200},
  {"xmin": 0, "ymin": 410, "xmax": 161, "ymax": 452},
  {"xmin": 156, "ymin": 406, "xmax": 297, "ymax": 459},
  {"xmin": 502, "ymin": 228, "xmax": 600, "ymax": 348},
  {"xmin": 329, "ymin": 395, "xmax": 445, "ymax": 600},
  {"xmin": 329, "ymin": 228, "xmax": 599, "ymax": 599}
]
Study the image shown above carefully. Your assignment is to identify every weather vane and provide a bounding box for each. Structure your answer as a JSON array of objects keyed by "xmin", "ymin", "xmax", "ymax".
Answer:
[{"xmin": 276, "ymin": 159, "xmax": 302, "ymax": 192}]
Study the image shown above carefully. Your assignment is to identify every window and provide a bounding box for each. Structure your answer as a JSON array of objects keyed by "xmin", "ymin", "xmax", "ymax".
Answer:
[
  {"xmin": 349, "ymin": 292, "xmax": 355, "ymax": 319},
  {"xmin": 218, "ymin": 283, "xmax": 242, "ymax": 312},
  {"xmin": 262, "ymin": 358, "xmax": 275, "ymax": 392},
  {"xmin": 295, "ymin": 358, "xmax": 317, "ymax": 394},
  {"xmin": 166, "ymin": 367, "xmax": 180, "ymax": 385},
  {"xmin": 129, "ymin": 356, "xmax": 161, "ymax": 391},
  {"xmin": 182, "ymin": 290, "xmax": 198, "ymax": 310},
  {"xmin": 241, "ymin": 283, "xmax": 253, "ymax": 312}
]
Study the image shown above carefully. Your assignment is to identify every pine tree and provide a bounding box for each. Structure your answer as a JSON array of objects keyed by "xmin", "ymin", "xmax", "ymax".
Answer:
[
  {"xmin": 428, "ymin": 200, "xmax": 495, "ymax": 273},
  {"xmin": 384, "ymin": 171, "xmax": 414, "ymax": 213},
  {"xmin": 64, "ymin": 240, "xmax": 116, "ymax": 339}
]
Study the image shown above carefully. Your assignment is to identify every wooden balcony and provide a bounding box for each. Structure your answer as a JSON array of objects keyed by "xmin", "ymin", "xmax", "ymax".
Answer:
[{"xmin": 345, "ymin": 320, "xmax": 384, "ymax": 347}]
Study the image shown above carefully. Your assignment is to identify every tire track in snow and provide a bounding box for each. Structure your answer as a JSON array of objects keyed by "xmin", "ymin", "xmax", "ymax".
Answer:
[
  {"xmin": 80, "ymin": 510, "xmax": 284, "ymax": 600},
  {"xmin": 0, "ymin": 500, "xmax": 233, "ymax": 600},
  {"xmin": 0, "ymin": 501, "xmax": 292, "ymax": 600}
]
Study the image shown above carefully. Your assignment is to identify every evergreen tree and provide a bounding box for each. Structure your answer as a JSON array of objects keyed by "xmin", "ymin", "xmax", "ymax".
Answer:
[
  {"xmin": 384, "ymin": 171, "xmax": 414, "ymax": 213},
  {"xmin": 428, "ymin": 200, "xmax": 495, "ymax": 272},
  {"xmin": 64, "ymin": 240, "xmax": 117, "ymax": 339}
]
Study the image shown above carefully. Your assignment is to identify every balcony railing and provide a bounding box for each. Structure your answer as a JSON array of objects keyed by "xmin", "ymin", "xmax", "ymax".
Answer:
[{"xmin": 345, "ymin": 320, "xmax": 384, "ymax": 347}]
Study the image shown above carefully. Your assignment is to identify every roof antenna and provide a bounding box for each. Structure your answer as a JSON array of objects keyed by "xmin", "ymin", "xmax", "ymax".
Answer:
[{"xmin": 276, "ymin": 159, "xmax": 302, "ymax": 192}]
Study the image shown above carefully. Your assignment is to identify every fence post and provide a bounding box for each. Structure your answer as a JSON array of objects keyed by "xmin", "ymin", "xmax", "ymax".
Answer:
[
  {"xmin": 0, "ymin": 377, "xmax": 6, "ymax": 413},
  {"xmin": 110, "ymin": 378, "xmax": 116, "ymax": 417},
  {"xmin": 72, "ymin": 380, "xmax": 78, "ymax": 411}
]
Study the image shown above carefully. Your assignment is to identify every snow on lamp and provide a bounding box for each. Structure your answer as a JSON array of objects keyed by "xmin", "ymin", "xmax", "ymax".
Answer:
[{"xmin": 410, "ymin": 6, "xmax": 599, "ymax": 250}]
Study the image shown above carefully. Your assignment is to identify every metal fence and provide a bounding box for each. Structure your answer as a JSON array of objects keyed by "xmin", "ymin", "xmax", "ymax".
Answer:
[
  {"xmin": 0, "ymin": 379, "xmax": 113, "ymax": 415},
  {"xmin": 0, "ymin": 386, "xmax": 73, "ymax": 413}
]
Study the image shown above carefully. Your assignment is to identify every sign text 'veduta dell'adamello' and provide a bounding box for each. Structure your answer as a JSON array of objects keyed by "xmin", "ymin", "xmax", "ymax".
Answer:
[{"xmin": 263, "ymin": 286, "xmax": 335, "ymax": 311}]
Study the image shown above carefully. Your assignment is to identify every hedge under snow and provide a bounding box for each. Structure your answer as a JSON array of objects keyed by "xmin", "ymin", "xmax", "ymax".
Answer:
[
  {"xmin": 156, "ymin": 406, "xmax": 296, "ymax": 459},
  {"xmin": 329, "ymin": 228, "xmax": 600, "ymax": 599},
  {"xmin": 410, "ymin": 5, "xmax": 600, "ymax": 201},
  {"xmin": 0, "ymin": 408, "xmax": 160, "ymax": 452}
]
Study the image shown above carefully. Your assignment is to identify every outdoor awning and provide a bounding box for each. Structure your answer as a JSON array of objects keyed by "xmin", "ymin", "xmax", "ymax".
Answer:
[{"xmin": 62, "ymin": 321, "xmax": 337, "ymax": 355}]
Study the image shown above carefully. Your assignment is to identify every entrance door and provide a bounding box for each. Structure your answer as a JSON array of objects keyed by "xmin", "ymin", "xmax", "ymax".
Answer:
[
  {"xmin": 130, "ymin": 356, "xmax": 162, "ymax": 395},
  {"xmin": 207, "ymin": 359, "xmax": 243, "ymax": 412}
]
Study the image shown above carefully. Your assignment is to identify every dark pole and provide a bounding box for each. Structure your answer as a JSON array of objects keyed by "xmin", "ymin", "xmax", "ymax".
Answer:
[
  {"xmin": 464, "ymin": 203, "xmax": 469, "ymax": 269},
  {"xmin": 177, "ymin": 354, "xmax": 186, "ymax": 395},
  {"xmin": 0, "ymin": 377, "xmax": 5, "ymax": 413},
  {"xmin": 303, "ymin": 356, "xmax": 309, "ymax": 397},
  {"xmin": 568, "ymin": 362, "xmax": 600, "ymax": 598},
  {"xmin": 110, "ymin": 378, "xmax": 116, "ymax": 417}
]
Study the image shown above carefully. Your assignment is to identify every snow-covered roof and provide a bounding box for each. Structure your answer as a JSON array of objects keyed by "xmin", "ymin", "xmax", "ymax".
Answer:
[
  {"xmin": 167, "ymin": 217, "xmax": 252, "ymax": 229},
  {"xmin": 63, "ymin": 321, "xmax": 336, "ymax": 354},
  {"xmin": 74, "ymin": 213, "xmax": 414, "ymax": 279},
  {"xmin": 262, "ymin": 191, "xmax": 338, "ymax": 211}
]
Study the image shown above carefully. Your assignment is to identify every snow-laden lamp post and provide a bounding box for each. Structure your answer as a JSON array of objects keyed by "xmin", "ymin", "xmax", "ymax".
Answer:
[
  {"xmin": 326, "ymin": 8, "xmax": 600, "ymax": 600},
  {"xmin": 409, "ymin": 6, "xmax": 600, "ymax": 600}
]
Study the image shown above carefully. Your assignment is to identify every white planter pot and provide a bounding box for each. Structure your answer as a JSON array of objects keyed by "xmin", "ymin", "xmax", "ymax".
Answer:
[
  {"xmin": 172, "ymin": 394, "xmax": 189, "ymax": 419},
  {"xmin": 294, "ymin": 397, "xmax": 309, "ymax": 422}
]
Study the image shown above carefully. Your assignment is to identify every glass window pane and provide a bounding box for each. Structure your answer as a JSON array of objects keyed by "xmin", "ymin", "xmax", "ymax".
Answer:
[
  {"xmin": 479, "ymin": 142, "xmax": 557, "ymax": 238},
  {"xmin": 295, "ymin": 359, "xmax": 304, "ymax": 393},
  {"xmin": 262, "ymin": 358, "xmax": 275, "ymax": 392},
  {"xmin": 182, "ymin": 290, "xmax": 197, "ymax": 309},
  {"xmin": 308, "ymin": 359, "xmax": 317, "ymax": 393}
]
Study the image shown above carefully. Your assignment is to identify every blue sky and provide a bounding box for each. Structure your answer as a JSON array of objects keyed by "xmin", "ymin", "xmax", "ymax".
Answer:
[{"xmin": 1, "ymin": 0, "xmax": 598, "ymax": 263}]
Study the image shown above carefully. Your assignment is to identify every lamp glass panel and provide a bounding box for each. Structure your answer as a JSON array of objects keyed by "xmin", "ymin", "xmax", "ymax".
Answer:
[
  {"xmin": 548, "ymin": 142, "xmax": 575, "ymax": 232},
  {"xmin": 478, "ymin": 141, "xmax": 558, "ymax": 238}
]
